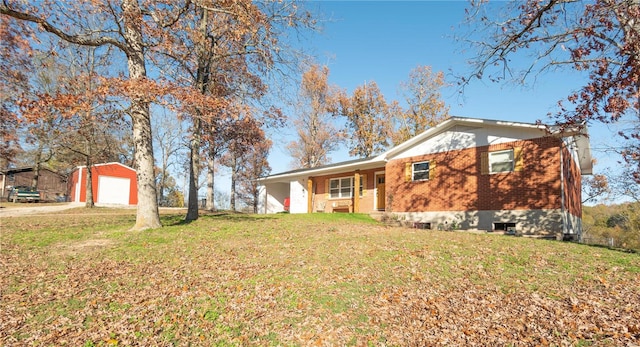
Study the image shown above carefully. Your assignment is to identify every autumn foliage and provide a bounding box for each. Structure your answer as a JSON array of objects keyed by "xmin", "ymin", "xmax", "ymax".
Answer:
[{"xmin": 287, "ymin": 64, "xmax": 342, "ymax": 168}]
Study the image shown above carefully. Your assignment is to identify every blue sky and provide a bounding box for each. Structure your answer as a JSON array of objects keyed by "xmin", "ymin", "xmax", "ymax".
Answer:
[{"xmin": 261, "ymin": 0, "xmax": 615, "ymax": 177}]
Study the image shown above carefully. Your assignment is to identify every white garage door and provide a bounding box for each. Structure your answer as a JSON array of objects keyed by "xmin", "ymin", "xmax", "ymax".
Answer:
[{"xmin": 97, "ymin": 176, "xmax": 130, "ymax": 205}]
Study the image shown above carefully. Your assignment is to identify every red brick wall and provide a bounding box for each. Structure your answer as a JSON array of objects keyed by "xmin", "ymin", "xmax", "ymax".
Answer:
[
  {"xmin": 386, "ymin": 137, "xmax": 563, "ymax": 213},
  {"xmin": 311, "ymin": 167, "xmax": 384, "ymax": 213},
  {"xmin": 563, "ymin": 145, "xmax": 582, "ymax": 218}
]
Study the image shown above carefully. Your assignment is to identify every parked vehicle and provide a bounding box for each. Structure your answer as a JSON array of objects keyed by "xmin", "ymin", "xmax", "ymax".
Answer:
[{"xmin": 8, "ymin": 186, "xmax": 41, "ymax": 203}]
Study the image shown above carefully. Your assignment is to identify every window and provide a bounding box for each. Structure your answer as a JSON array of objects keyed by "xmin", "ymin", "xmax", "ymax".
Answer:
[
  {"xmin": 494, "ymin": 222, "xmax": 516, "ymax": 231},
  {"xmin": 489, "ymin": 149, "xmax": 514, "ymax": 173},
  {"xmin": 494, "ymin": 222, "xmax": 516, "ymax": 234},
  {"xmin": 412, "ymin": 161, "xmax": 430, "ymax": 181},
  {"xmin": 329, "ymin": 176, "xmax": 364, "ymax": 199},
  {"xmin": 405, "ymin": 160, "xmax": 436, "ymax": 182}
]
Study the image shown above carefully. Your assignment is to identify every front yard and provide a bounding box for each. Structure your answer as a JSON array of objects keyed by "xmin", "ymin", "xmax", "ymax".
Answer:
[{"xmin": 1, "ymin": 209, "xmax": 639, "ymax": 346}]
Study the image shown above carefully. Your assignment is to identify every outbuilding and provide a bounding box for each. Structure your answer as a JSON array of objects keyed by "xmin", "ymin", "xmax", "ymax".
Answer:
[
  {"xmin": 68, "ymin": 162, "xmax": 138, "ymax": 206},
  {"xmin": 1, "ymin": 167, "xmax": 67, "ymax": 202}
]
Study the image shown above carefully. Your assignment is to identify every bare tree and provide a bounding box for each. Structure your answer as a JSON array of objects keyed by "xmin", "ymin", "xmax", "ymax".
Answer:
[{"xmin": 152, "ymin": 109, "xmax": 186, "ymax": 206}]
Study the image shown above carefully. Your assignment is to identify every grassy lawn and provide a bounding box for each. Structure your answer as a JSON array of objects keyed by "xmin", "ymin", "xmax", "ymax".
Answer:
[{"xmin": 1, "ymin": 209, "xmax": 639, "ymax": 346}]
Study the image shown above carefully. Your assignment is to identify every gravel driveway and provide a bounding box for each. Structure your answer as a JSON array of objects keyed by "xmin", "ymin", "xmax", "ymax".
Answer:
[{"xmin": 0, "ymin": 203, "xmax": 82, "ymax": 217}]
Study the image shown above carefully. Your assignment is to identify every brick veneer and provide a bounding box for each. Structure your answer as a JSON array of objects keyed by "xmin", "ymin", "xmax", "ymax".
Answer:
[{"xmin": 385, "ymin": 137, "xmax": 565, "ymax": 213}]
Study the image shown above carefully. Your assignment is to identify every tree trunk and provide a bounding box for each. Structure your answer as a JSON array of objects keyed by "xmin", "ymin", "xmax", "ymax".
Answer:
[
  {"xmin": 31, "ymin": 157, "xmax": 40, "ymax": 190},
  {"xmin": 124, "ymin": 0, "xmax": 161, "ymax": 230},
  {"xmin": 230, "ymin": 154, "xmax": 237, "ymax": 211},
  {"xmin": 31, "ymin": 142, "xmax": 44, "ymax": 189},
  {"xmin": 186, "ymin": 7, "xmax": 212, "ymax": 220},
  {"xmin": 185, "ymin": 118, "xmax": 201, "ymax": 221},
  {"xmin": 206, "ymin": 153, "xmax": 215, "ymax": 211},
  {"xmin": 85, "ymin": 160, "xmax": 94, "ymax": 208},
  {"xmin": 253, "ymin": 186, "xmax": 258, "ymax": 214},
  {"xmin": 159, "ymin": 172, "xmax": 165, "ymax": 206}
]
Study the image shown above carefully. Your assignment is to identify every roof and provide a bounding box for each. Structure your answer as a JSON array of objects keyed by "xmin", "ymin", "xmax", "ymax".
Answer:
[
  {"xmin": 258, "ymin": 156, "xmax": 386, "ymax": 183},
  {"xmin": 0, "ymin": 166, "xmax": 65, "ymax": 176},
  {"xmin": 73, "ymin": 162, "xmax": 136, "ymax": 172},
  {"xmin": 260, "ymin": 116, "xmax": 593, "ymax": 182}
]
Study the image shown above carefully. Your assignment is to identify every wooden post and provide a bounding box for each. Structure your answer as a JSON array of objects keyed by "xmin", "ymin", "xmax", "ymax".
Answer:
[
  {"xmin": 307, "ymin": 177, "xmax": 313, "ymax": 213},
  {"xmin": 353, "ymin": 171, "xmax": 360, "ymax": 213}
]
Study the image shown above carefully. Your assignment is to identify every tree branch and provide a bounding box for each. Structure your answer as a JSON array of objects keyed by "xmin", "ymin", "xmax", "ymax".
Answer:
[{"xmin": 0, "ymin": 4, "xmax": 128, "ymax": 52}]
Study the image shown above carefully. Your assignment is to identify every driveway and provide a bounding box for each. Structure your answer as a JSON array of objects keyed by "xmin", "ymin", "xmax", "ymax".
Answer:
[{"xmin": 0, "ymin": 203, "xmax": 83, "ymax": 217}]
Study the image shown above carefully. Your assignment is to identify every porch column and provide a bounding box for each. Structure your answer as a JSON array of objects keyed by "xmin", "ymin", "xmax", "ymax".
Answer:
[
  {"xmin": 307, "ymin": 177, "xmax": 313, "ymax": 213},
  {"xmin": 353, "ymin": 171, "xmax": 360, "ymax": 213}
]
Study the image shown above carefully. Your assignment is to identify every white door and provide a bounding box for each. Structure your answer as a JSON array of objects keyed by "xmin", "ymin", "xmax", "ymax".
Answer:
[{"xmin": 97, "ymin": 176, "xmax": 130, "ymax": 205}]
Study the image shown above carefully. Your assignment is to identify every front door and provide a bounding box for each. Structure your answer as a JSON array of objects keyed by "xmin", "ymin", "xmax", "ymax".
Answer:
[{"xmin": 376, "ymin": 175, "xmax": 385, "ymax": 210}]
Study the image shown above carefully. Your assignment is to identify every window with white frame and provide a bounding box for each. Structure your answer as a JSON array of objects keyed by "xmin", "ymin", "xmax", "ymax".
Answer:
[
  {"xmin": 329, "ymin": 176, "xmax": 364, "ymax": 198},
  {"xmin": 412, "ymin": 161, "xmax": 430, "ymax": 181},
  {"xmin": 489, "ymin": 149, "xmax": 514, "ymax": 173}
]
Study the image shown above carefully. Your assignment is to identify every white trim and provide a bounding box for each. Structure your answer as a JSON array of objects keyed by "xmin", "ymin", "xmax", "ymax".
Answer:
[
  {"xmin": 259, "ymin": 159, "xmax": 385, "ymax": 184},
  {"xmin": 74, "ymin": 162, "xmax": 136, "ymax": 173},
  {"xmin": 75, "ymin": 167, "xmax": 83, "ymax": 202},
  {"xmin": 382, "ymin": 117, "xmax": 546, "ymax": 160}
]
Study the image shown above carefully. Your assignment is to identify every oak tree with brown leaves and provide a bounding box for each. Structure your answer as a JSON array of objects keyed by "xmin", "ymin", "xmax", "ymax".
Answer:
[
  {"xmin": 287, "ymin": 64, "xmax": 342, "ymax": 169},
  {"xmin": 390, "ymin": 65, "xmax": 450, "ymax": 145},
  {"xmin": 0, "ymin": 0, "xmax": 194, "ymax": 229},
  {"xmin": 335, "ymin": 81, "xmax": 390, "ymax": 158},
  {"xmin": 237, "ymin": 133, "xmax": 272, "ymax": 213},
  {"xmin": 219, "ymin": 115, "xmax": 266, "ymax": 212},
  {"xmin": 159, "ymin": 1, "xmax": 315, "ymax": 220},
  {"xmin": 0, "ymin": 16, "xmax": 32, "ymax": 166}
]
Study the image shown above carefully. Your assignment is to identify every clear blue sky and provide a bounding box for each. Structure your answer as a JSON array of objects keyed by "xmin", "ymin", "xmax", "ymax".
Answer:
[{"xmin": 262, "ymin": 1, "xmax": 614, "ymax": 176}]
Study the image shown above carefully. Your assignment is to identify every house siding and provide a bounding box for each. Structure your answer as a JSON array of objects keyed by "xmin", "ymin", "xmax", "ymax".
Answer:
[{"xmin": 259, "ymin": 118, "xmax": 591, "ymax": 236}]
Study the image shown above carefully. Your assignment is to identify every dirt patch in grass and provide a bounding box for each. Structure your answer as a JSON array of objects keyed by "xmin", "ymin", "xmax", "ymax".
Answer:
[
  {"xmin": 56, "ymin": 238, "xmax": 116, "ymax": 255},
  {"xmin": 1, "ymin": 212, "xmax": 639, "ymax": 346}
]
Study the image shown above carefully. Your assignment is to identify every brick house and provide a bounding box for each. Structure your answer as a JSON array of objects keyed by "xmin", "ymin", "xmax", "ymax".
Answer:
[{"xmin": 258, "ymin": 117, "xmax": 592, "ymax": 237}]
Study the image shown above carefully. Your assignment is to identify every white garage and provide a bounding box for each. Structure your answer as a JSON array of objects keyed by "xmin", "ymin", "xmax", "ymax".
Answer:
[{"xmin": 97, "ymin": 176, "xmax": 131, "ymax": 205}]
